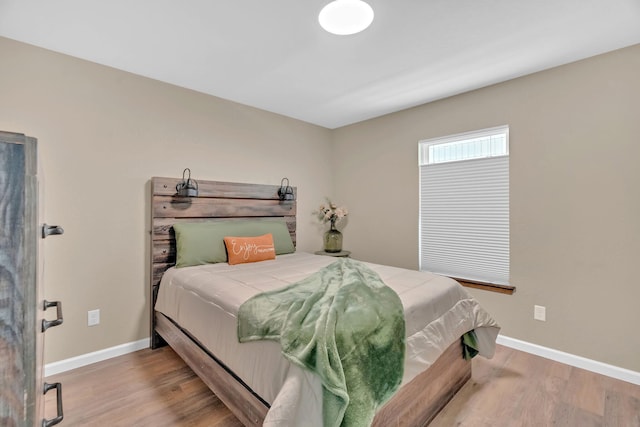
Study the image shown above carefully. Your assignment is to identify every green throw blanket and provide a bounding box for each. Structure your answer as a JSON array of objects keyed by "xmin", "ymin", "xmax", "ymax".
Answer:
[
  {"xmin": 462, "ymin": 329, "xmax": 480, "ymax": 360},
  {"xmin": 237, "ymin": 258, "xmax": 405, "ymax": 427}
]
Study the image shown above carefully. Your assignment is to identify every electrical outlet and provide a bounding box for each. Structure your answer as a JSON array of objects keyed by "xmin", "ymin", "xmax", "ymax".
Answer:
[
  {"xmin": 88, "ymin": 309, "xmax": 100, "ymax": 326},
  {"xmin": 534, "ymin": 305, "xmax": 546, "ymax": 322}
]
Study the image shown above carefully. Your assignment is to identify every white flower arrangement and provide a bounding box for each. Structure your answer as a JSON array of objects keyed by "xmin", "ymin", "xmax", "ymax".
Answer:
[{"xmin": 316, "ymin": 200, "xmax": 348, "ymax": 226}]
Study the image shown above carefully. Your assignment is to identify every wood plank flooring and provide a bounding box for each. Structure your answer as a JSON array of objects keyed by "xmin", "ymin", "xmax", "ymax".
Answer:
[
  {"xmin": 429, "ymin": 346, "xmax": 640, "ymax": 427},
  {"xmin": 44, "ymin": 345, "xmax": 640, "ymax": 426}
]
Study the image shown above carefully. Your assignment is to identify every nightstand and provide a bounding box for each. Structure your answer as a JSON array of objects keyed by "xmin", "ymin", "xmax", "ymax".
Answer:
[{"xmin": 314, "ymin": 250, "xmax": 351, "ymax": 258}]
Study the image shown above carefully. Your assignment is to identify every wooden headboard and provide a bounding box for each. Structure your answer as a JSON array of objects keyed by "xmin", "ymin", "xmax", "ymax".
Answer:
[{"xmin": 149, "ymin": 177, "xmax": 296, "ymax": 347}]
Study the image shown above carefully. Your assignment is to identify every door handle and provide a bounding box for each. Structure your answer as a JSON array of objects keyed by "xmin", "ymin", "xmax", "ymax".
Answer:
[
  {"xmin": 42, "ymin": 300, "xmax": 63, "ymax": 332},
  {"xmin": 42, "ymin": 224, "xmax": 64, "ymax": 239},
  {"xmin": 42, "ymin": 382, "xmax": 64, "ymax": 427}
]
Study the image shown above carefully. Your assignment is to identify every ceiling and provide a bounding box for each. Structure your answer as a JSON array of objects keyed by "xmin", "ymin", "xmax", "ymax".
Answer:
[{"xmin": 1, "ymin": 0, "xmax": 639, "ymax": 129}]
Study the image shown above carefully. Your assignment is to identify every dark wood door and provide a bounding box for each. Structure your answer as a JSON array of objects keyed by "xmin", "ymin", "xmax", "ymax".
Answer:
[
  {"xmin": 0, "ymin": 131, "xmax": 63, "ymax": 426},
  {"xmin": 0, "ymin": 131, "xmax": 40, "ymax": 425}
]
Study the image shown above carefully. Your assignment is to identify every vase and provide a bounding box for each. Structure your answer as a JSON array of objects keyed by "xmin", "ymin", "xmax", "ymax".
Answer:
[{"xmin": 324, "ymin": 221, "xmax": 343, "ymax": 253}]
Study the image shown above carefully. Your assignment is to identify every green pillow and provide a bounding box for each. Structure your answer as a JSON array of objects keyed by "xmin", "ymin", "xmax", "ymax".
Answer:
[{"xmin": 174, "ymin": 219, "xmax": 295, "ymax": 268}]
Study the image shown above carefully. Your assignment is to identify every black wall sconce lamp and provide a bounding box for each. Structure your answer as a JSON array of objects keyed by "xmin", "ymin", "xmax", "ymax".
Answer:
[
  {"xmin": 278, "ymin": 177, "xmax": 295, "ymax": 202},
  {"xmin": 176, "ymin": 168, "xmax": 199, "ymax": 197}
]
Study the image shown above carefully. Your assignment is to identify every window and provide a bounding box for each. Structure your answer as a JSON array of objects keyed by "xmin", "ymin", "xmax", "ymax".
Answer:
[{"xmin": 419, "ymin": 125, "xmax": 510, "ymax": 287}]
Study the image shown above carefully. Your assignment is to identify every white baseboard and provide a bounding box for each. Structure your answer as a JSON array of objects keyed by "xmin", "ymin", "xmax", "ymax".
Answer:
[
  {"xmin": 44, "ymin": 338, "xmax": 150, "ymax": 377},
  {"xmin": 497, "ymin": 335, "xmax": 640, "ymax": 386},
  {"xmin": 44, "ymin": 335, "xmax": 640, "ymax": 387}
]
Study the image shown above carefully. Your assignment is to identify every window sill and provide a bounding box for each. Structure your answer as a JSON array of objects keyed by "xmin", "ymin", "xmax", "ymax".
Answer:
[{"xmin": 452, "ymin": 278, "xmax": 515, "ymax": 295}]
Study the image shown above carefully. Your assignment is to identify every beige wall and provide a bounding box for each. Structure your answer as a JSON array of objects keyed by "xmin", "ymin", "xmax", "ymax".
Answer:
[
  {"xmin": 0, "ymin": 37, "xmax": 333, "ymax": 363},
  {"xmin": 332, "ymin": 44, "xmax": 640, "ymax": 372},
  {"xmin": 2, "ymin": 35, "xmax": 639, "ymax": 373}
]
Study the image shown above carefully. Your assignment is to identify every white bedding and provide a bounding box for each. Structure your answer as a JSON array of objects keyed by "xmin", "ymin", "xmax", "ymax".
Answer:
[{"xmin": 154, "ymin": 252, "xmax": 500, "ymax": 426}]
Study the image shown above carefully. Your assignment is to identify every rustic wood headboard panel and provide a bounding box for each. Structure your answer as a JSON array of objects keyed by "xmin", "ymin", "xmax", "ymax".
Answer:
[{"xmin": 149, "ymin": 177, "xmax": 296, "ymax": 347}]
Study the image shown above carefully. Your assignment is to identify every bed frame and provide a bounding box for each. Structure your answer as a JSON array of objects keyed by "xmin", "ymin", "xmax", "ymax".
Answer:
[{"xmin": 149, "ymin": 176, "xmax": 471, "ymax": 426}]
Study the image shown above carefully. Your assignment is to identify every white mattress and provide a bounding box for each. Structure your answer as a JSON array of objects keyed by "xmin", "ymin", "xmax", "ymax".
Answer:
[{"xmin": 154, "ymin": 252, "xmax": 500, "ymax": 426}]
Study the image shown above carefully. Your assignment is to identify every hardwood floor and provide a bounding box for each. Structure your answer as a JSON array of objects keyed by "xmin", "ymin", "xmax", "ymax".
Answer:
[
  {"xmin": 44, "ymin": 346, "xmax": 242, "ymax": 427},
  {"xmin": 45, "ymin": 345, "xmax": 640, "ymax": 426},
  {"xmin": 430, "ymin": 346, "xmax": 640, "ymax": 427}
]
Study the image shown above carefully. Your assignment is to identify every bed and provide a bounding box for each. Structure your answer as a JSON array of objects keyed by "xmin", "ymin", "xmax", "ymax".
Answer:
[{"xmin": 149, "ymin": 177, "xmax": 500, "ymax": 426}]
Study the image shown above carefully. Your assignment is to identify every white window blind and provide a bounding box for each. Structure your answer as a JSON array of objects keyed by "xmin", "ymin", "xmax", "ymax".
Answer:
[{"xmin": 419, "ymin": 126, "xmax": 509, "ymax": 285}]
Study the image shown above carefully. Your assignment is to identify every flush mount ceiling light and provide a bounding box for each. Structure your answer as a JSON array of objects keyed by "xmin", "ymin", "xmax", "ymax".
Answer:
[{"xmin": 319, "ymin": 0, "xmax": 374, "ymax": 35}]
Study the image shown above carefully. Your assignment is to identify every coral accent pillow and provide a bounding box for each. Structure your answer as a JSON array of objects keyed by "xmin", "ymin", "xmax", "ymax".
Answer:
[{"xmin": 224, "ymin": 234, "xmax": 276, "ymax": 265}]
